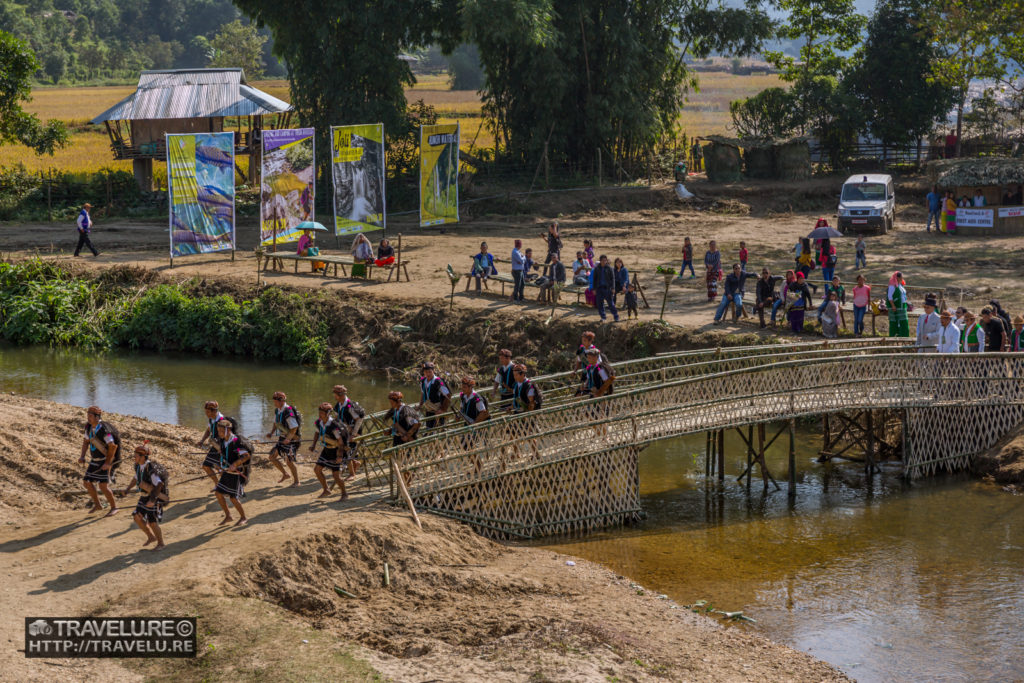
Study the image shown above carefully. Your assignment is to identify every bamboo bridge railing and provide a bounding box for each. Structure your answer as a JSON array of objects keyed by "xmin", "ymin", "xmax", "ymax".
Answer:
[{"xmin": 385, "ymin": 350, "xmax": 1024, "ymax": 539}]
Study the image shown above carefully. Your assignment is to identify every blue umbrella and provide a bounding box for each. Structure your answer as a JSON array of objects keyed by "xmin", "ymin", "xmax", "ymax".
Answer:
[
  {"xmin": 807, "ymin": 226, "xmax": 843, "ymax": 239},
  {"xmin": 296, "ymin": 221, "xmax": 329, "ymax": 232}
]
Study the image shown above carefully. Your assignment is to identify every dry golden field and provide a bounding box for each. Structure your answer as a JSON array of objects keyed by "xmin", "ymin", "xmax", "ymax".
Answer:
[{"xmin": 2, "ymin": 71, "xmax": 778, "ymax": 173}]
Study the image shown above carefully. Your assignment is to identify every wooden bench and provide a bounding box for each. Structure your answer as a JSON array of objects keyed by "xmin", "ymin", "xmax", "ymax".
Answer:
[{"xmin": 263, "ymin": 252, "xmax": 413, "ymax": 282}]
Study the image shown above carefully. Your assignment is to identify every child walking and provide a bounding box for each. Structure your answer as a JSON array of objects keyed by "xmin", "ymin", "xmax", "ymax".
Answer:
[
  {"xmin": 738, "ymin": 241, "xmax": 748, "ymax": 271},
  {"xmin": 680, "ymin": 237, "xmax": 695, "ymax": 278},
  {"xmin": 855, "ymin": 236, "xmax": 866, "ymax": 269}
]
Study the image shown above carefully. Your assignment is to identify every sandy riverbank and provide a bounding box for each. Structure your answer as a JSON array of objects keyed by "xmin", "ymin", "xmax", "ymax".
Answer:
[{"xmin": 0, "ymin": 393, "xmax": 850, "ymax": 681}]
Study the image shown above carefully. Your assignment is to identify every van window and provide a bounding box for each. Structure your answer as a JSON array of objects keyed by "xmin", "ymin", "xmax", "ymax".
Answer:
[{"xmin": 842, "ymin": 183, "xmax": 886, "ymax": 202}]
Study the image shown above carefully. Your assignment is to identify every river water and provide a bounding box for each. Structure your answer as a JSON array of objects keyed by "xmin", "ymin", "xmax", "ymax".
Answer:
[{"xmin": 3, "ymin": 345, "xmax": 1022, "ymax": 682}]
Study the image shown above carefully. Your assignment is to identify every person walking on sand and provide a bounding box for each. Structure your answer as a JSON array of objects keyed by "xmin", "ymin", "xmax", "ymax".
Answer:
[
  {"xmin": 855, "ymin": 235, "xmax": 866, "ymax": 270},
  {"xmin": 197, "ymin": 400, "xmax": 226, "ymax": 489},
  {"xmin": 680, "ymin": 236, "xmax": 696, "ymax": 278},
  {"xmin": 74, "ymin": 202, "xmax": 99, "ymax": 257},
  {"xmin": 265, "ymin": 391, "xmax": 301, "ymax": 487},
  {"xmin": 852, "ymin": 275, "xmax": 870, "ymax": 336},
  {"xmin": 213, "ymin": 418, "xmax": 249, "ymax": 526},
  {"xmin": 331, "ymin": 385, "xmax": 365, "ymax": 480},
  {"xmin": 925, "ymin": 185, "xmax": 942, "ymax": 233},
  {"xmin": 80, "ymin": 405, "xmax": 121, "ymax": 516},
  {"xmin": 119, "ymin": 442, "xmax": 168, "ymax": 550},
  {"xmin": 704, "ymin": 240, "xmax": 722, "ymax": 301},
  {"xmin": 310, "ymin": 403, "xmax": 348, "ymax": 500},
  {"xmin": 961, "ymin": 311, "xmax": 985, "ymax": 352},
  {"xmin": 887, "ymin": 271, "xmax": 909, "ymax": 338}
]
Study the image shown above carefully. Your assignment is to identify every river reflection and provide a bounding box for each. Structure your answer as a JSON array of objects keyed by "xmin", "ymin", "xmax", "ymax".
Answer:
[
  {"xmin": 542, "ymin": 430, "xmax": 1024, "ymax": 682},
  {"xmin": 0, "ymin": 344, "xmax": 415, "ymax": 437}
]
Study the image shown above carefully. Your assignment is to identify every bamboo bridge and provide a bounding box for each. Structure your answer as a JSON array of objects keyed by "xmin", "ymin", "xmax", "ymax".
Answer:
[{"xmin": 356, "ymin": 339, "xmax": 1024, "ymax": 539}]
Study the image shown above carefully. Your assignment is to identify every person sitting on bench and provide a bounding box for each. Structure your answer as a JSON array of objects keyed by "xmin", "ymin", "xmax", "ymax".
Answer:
[
  {"xmin": 375, "ymin": 239, "xmax": 395, "ymax": 267},
  {"xmin": 351, "ymin": 233, "xmax": 374, "ymax": 264},
  {"xmin": 471, "ymin": 241, "xmax": 497, "ymax": 292}
]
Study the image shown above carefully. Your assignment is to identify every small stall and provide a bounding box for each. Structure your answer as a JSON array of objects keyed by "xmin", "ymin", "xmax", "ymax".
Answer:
[{"xmin": 927, "ymin": 158, "xmax": 1024, "ymax": 235}]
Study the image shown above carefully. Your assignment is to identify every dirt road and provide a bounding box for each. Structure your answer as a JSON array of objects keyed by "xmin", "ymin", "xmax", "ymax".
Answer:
[
  {"xmin": 8, "ymin": 178, "xmax": 1022, "ymax": 338},
  {"xmin": 0, "ymin": 394, "xmax": 849, "ymax": 681}
]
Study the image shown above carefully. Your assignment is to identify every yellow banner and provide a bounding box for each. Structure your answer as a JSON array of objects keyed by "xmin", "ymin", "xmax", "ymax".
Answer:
[
  {"xmin": 330, "ymin": 123, "xmax": 386, "ymax": 235},
  {"xmin": 168, "ymin": 135, "xmax": 197, "ymax": 205},
  {"xmin": 419, "ymin": 123, "xmax": 459, "ymax": 227}
]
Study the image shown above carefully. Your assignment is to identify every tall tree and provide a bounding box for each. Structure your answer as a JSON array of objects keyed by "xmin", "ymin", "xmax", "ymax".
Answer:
[
  {"xmin": 925, "ymin": 0, "xmax": 1003, "ymax": 156},
  {"xmin": 0, "ymin": 30, "xmax": 68, "ymax": 155},
  {"xmin": 234, "ymin": 0, "xmax": 460, "ymax": 189},
  {"xmin": 765, "ymin": 0, "xmax": 866, "ymax": 133},
  {"xmin": 729, "ymin": 87, "xmax": 797, "ymax": 139},
  {"xmin": 466, "ymin": 0, "xmax": 773, "ymax": 168},
  {"xmin": 845, "ymin": 0, "xmax": 955, "ymax": 154},
  {"xmin": 208, "ymin": 19, "xmax": 267, "ymax": 78}
]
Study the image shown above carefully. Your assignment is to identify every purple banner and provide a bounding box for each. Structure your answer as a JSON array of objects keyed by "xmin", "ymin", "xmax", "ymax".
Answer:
[{"xmin": 263, "ymin": 128, "xmax": 315, "ymax": 152}]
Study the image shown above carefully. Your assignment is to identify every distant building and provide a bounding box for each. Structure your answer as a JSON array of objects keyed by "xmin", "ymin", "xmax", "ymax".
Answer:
[{"xmin": 90, "ymin": 68, "xmax": 293, "ymax": 190}]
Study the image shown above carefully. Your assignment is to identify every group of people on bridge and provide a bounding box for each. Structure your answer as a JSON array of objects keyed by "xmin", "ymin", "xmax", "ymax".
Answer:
[{"xmin": 76, "ymin": 331, "xmax": 618, "ymax": 551}]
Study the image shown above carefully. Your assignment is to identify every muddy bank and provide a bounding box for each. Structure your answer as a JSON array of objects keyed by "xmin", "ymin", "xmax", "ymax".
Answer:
[
  {"xmin": 0, "ymin": 393, "xmax": 849, "ymax": 682},
  {"xmin": 12, "ymin": 259, "xmax": 764, "ymax": 381},
  {"xmin": 973, "ymin": 424, "xmax": 1024, "ymax": 491}
]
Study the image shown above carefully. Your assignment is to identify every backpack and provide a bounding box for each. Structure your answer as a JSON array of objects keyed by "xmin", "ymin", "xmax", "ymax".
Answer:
[
  {"xmin": 599, "ymin": 358, "xmax": 616, "ymax": 381},
  {"xmin": 146, "ymin": 461, "xmax": 170, "ymax": 503},
  {"xmin": 289, "ymin": 406, "xmax": 302, "ymax": 428},
  {"xmin": 524, "ymin": 380, "xmax": 543, "ymax": 409},
  {"xmin": 233, "ymin": 435, "xmax": 255, "ymax": 483},
  {"xmin": 102, "ymin": 421, "xmax": 123, "ymax": 466},
  {"xmin": 348, "ymin": 400, "xmax": 366, "ymax": 419},
  {"xmin": 224, "ymin": 416, "xmax": 241, "ymax": 436}
]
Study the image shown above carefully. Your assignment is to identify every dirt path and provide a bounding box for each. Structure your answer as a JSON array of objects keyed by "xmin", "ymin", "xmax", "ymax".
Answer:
[
  {"xmin": 8, "ymin": 179, "xmax": 1023, "ymax": 339},
  {"xmin": 0, "ymin": 394, "xmax": 849, "ymax": 681}
]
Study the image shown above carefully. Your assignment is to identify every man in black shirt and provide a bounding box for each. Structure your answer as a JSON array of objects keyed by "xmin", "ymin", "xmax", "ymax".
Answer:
[
  {"xmin": 754, "ymin": 268, "xmax": 782, "ymax": 329},
  {"xmin": 591, "ymin": 254, "xmax": 619, "ymax": 322},
  {"xmin": 537, "ymin": 253, "xmax": 566, "ymax": 303},
  {"xmin": 981, "ymin": 307, "xmax": 1006, "ymax": 351}
]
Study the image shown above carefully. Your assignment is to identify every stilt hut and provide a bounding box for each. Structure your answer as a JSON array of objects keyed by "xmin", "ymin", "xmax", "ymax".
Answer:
[{"xmin": 90, "ymin": 68, "xmax": 293, "ymax": 190}]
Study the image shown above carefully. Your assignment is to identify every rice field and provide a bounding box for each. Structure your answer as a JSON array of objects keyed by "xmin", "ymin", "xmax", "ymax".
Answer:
[{"xmin": 2, "ymin": 71, "xmax": 778, "ymax": 173}]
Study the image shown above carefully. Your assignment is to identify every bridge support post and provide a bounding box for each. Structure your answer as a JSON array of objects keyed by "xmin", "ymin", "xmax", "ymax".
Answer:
[
  {"xmin": 717, "ymin": 430, "xmax": 725, "ymax": 483},
  {"xmin": 866, "ymin": 411, "xmax": 875, "ymax": 476},
  {"xmin": 745, "ymin": 425, "xmax": 753, "ymax": 492},
  {"xmin": 788, "ymin": 419, "xmax": 797, "ymax": 497}
]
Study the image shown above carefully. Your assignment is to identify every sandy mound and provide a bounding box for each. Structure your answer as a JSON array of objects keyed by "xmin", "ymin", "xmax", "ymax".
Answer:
[
  {"xmin": 0, "ymin": 393, "xmax": 201, "ymax": 516},
  {"xmin": 974, "ymin": 422, "xmax": 1024, "ymax": 490}
]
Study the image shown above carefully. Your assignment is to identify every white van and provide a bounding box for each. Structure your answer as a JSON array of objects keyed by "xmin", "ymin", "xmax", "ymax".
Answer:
[{"xmin": 837, "ymin": 174, "xmax": 895, "ymax": 234}]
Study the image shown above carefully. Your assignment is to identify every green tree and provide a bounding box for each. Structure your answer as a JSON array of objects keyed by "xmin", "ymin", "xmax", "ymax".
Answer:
[
  {"xmin": 729, "ymin": 87, "xmax": 796, "ymax": 139},
  {"xmin": 208, "ymin": 19, "xmax": 266, "ymax": 78},
  {"xmin": 233, "ymin": 0, "xmax": 460, "ymax": 194},
  {"xmin": 0, "ymin": 31, "xmax": 68, "ymax": 154},
  {"xmin": 447, "ymin": 43, "xmax": 484, "ymax": 91},
  {"xmin": 43, "ymin": 49, "xmax": 68, "ymax": 84},
  {"xmin": 925, "ymin": 0, "xmax": 1004, "ymax": 156},
  {"xmin": 845, "ymin": 0, "xmax": 955, "ymax": 154},
  {"xmin": 466, "ymin": 0, "xmax": 774, "ymax": 168},
  {"xmin": 765, "ymin": 0, "xmax": 866, "ymax": 133}
]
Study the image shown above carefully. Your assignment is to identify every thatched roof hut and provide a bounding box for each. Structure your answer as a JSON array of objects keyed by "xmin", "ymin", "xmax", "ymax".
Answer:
[
  {"xmin": 927, "ymin": 158, "xmax": 1024, "ymax": 188},
  {"xmin": 773, "ymin": 138, "xmax": 811, "ymax": 180},
  {"xmin": 703, "ymin": 135, "xmax": 810, "ymax": 181}
]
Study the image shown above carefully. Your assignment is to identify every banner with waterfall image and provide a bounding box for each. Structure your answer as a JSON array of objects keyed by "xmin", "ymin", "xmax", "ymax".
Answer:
[
  {"xmin": 419, "ymin": 123, "xmax": 459, "ymax": 227},
  {"xmin": 260, "ymin": 127, "xmax": 315, "ymax": 246},
  {"xmin": 166, "ymin": 132, "xmax": 235, "ymax": 257},
  {"xmin": 330, "ymin": 123, "xmax": 386, "ymax": 235}
]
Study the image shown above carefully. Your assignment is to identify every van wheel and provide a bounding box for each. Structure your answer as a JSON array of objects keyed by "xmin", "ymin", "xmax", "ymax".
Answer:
[{"xmin": 881, "ymin": 216, "xmax": 890, "ymax": 234}]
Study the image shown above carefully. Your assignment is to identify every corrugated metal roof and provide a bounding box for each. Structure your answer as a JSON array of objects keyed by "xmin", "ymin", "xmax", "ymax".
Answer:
[{"xmin": 90, "ymin": 68, "xmax": 292, "ymax": 123}]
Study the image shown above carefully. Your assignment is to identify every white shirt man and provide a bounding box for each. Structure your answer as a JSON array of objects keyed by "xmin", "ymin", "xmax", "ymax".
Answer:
[
  {"xmin": 973, "ymin": 192, "xmax": 986, "ymax": 207},
  {"xmin": 916, "ymin": 302, "xmax": 942, "ymax": 352},
  {"xmin": 936, "ymin": 313, "xmax": 961, "ymax": 353}
]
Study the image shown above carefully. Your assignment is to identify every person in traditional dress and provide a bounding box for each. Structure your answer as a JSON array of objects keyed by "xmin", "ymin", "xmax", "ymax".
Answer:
[
  {"xmin": 79, "ymin": 405, "xmax": 120, "ymax": 516},
  {"xmin": 119, "ymin": 442, "xmax": 168, "ymax": 550},
  {"xmin": 1010, "ymin": 315, "xmax": 1024, "ymax": 352},
  {"xmin": 961, "ymin": 311, "xmax": 985, "ymax": 352},
  {"xmin": 331, "ymin": 385, "xmax": 365, "ymax": 480},
  {"xmin": 887, "ymin": 271, "xmax": 909, "ymax": 337},
  {"xmin": 820, "ymin": 291, "xmax": 840, "ymax": 338},
  {"xmin": 197, "ymin": 400, "xmax": 225, "ymax": 488},
  {"xmin": 310, "ymin": 402, "xmax": 349, "ymax": 500},
  {"xmin": 418, "ymin": 362, "xmax": 451, "ymax": 430},
  {"xmin": 916, "ymin": 294, "xmax": 942, "ymax": 351},
  {"xmin": 213, "ymin": 418, "xmax": 250, "ymax": 526},
  {"xmin": 265, "ymin": 391, "xmax": 301, "ymax": 487},
  {"xmin": 704, "ymin": 240, "xmax": 722, "ymax": 301},
  {"xmin": 942, "ymin": 191, "xmax": 957, "ymax": 234}
]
